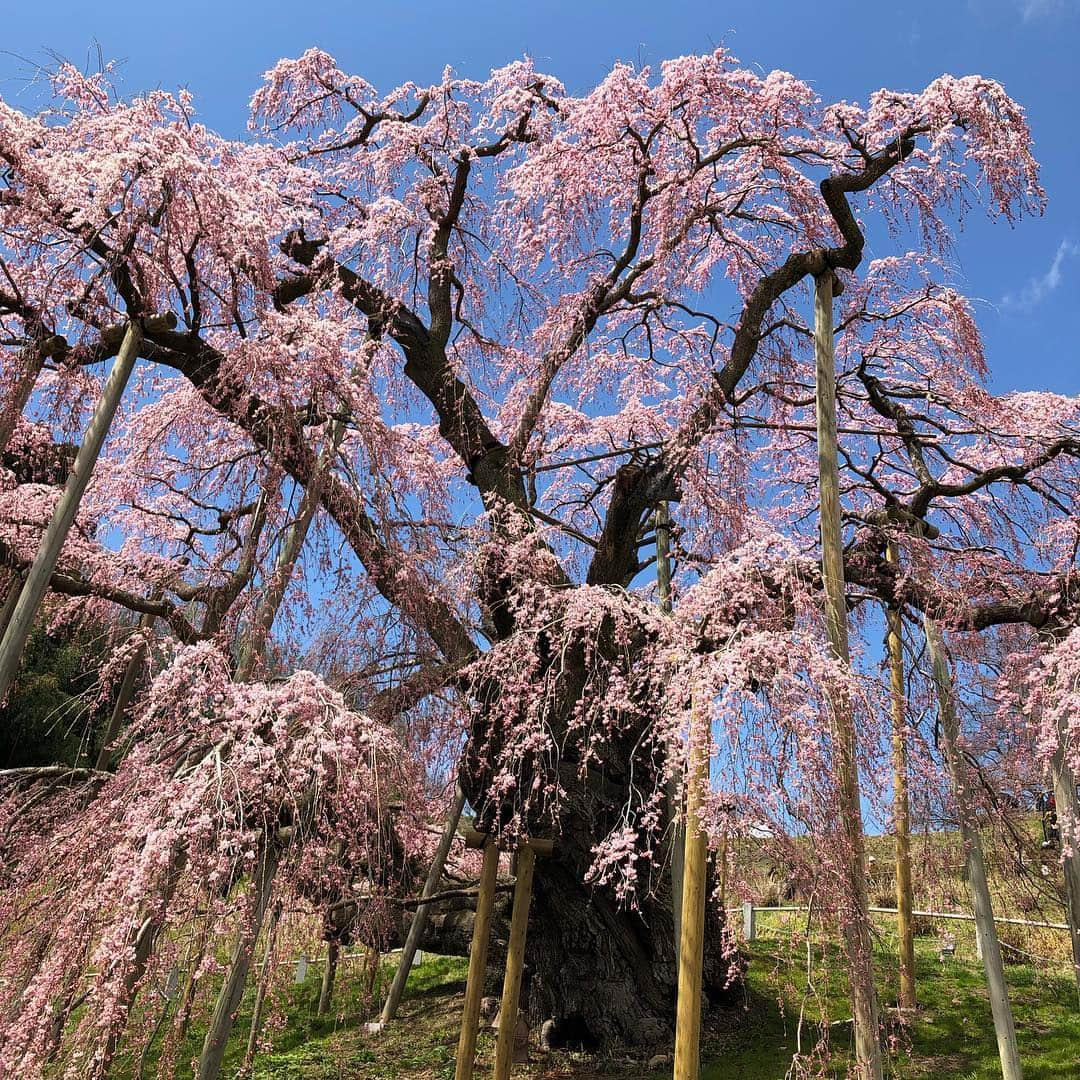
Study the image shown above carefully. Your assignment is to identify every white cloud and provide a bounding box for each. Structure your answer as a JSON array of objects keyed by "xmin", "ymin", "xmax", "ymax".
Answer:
[
  {"xmin": 1019, "ymin": 0, "xmax": 1077, "ymax": 20},
  {"xmin": 1000, "ymin": 239, "xmax": 1077, "ymax": 312}
]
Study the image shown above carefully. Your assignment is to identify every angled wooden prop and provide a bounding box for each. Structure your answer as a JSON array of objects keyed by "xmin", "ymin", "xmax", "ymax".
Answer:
[
  {"xmin": 378, "ymin": 784, "xmax": 468, "ymax": 1025},
  {"xmin": 454, "ymin": 832, "xmax": 500, "ymax": 1080},
  {"xmin": 0, "ymin": 312, "xmax": 176, "ymax": 701},
  {"xmin": 924, "ymin": 615, "xmax": 1023, "ymax": 1080}
]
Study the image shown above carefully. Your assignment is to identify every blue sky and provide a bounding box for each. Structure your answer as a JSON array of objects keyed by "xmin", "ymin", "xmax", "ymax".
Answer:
[
  {"xmin": 5, "ymin": 2, "xmax": 1070, "ymax": 827},
  {"xmin": 3, "ymin": 0, "xmax": 1077, "ymax": 397}
]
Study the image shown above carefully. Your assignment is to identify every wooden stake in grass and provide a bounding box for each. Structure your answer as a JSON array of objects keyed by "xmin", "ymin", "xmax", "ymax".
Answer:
[
  {"xmin": 0, "ymin": 313, "xmax": 176, "ymax": 702},
  {"xmin": 885, "ymin": 541, "xmax": 916, "ymax": 1011},
  {"xmin": 198, "ymin": 843, "xmax": 281, "ymax": 1080},
  {"xmin": 492, "ymin": 844, "xmax": 536, "ymax": 1080},
  {"xmin": 1047, "ymin": 699, "xmax": 1080, "ymax": 999},
  {"xmin": 317, "ymin": 941, "xmax": 340, "ymax": 1017},
  {"xmin": 673, "ymin": 686, "xmax": 710, "ymax": 1080},
  {"xmin": 813, "ymin": 270, "xmax": 882, "ymax": 1080},
  {"xmin": 455, "ymin": 835, "xmax": 500, "ymax": 1080},
  {"xmin": 378, "ymin": 784, "xmax": 468, "ymax": 1026},
  {"xmin": 924, "ymin": 615, "xmax": 1023, "ymax": 1080},
  {"xmin": 242, "ymin": 898, "xmax": 283, "ymax": 1075}
]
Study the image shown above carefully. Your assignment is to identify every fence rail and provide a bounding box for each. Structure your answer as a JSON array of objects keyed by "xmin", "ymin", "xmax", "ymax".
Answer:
[{"xmin": 742, "ymin": 901, "xmax": 1070, "ymax": 941}]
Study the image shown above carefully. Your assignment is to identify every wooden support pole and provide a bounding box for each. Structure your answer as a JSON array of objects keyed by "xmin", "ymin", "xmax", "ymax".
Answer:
[
  {"xmin": 317, "ymin": 941, "xmax": 339, "ymax": 1017},
  {"xmin": 0, "ymin": 336, "xmax": 65, "ymax": 453},
  {"xmin": 242, "ymin": 899, "xmax": 283, "ymax": 1075},
  {"xmin": 656, "ymin": 502, "xmax": 685, "ymax": 974},
  {"xmin": 924, "ymin": 616, "xmax": 1023, "ymax": 1080},
  {"xmin": 742, "ymin": 902, "xmax": 756, "ymax": 942},
  {"xmin": 1048, "ymin": 715, "xmax": 1080, "ymax": 999},
  {"xmin": 813, "ymin": 271, "xmax": 883, "ymax": 1079},
  {"xmin": 885, "ymin": 541, "xmax": 916, "ymax": 1011},
  {"xmin": 198, "ymin": 844, "xmax": 281, "ymax": 1080},
  {"xmin": 454, "ymin": 839, "xmax": 499, "ymax": 1080},
  {"xmin": 378, "ymin": 784, "xmax": 468, "ymax": 1025},
  {"xmin": 655, "ymin": 503, "xmax": 674, "ymax": 615},
  {"xmin": 235, "ymin": 421, "xmax": 345, "ymax": 682},
  {"xmin": 0, "ymin": 313, "xmax": 175, "ymax": 702},
  {"xmin": 94, "ymin": 603, "xmax": 157, "ymax": 771},
  {"xmin": 493, "ymin": 844, "xmax": 536, "ymax": 1080},
  {"xmin": 673, "ymin": 688, "xmax": 709, "ymax": 1080},
  {"xmin": 0, "ymin": 572, "xmax": 24, "ymax": 643}
]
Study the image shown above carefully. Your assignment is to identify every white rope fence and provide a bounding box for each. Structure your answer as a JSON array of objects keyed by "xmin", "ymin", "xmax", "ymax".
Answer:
[{"xmin": 742, "ymin": 901, "xmax": 1072, "ymax": 967}]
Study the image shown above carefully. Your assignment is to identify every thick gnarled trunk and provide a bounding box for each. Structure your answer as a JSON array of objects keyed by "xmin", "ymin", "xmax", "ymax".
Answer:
[
  {"xmin": 523, "ymin": 777, "xmax": 736, "ymax": 1049},
  {"xmin": 457, "ymin": 585, "xmax": 743, "ymax": 1049}
]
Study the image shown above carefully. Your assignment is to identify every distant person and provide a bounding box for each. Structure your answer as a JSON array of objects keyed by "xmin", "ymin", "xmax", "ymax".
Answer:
[{"xmin": 1037, "ymin": 791, "xmax": 1059, "ymax": 849}]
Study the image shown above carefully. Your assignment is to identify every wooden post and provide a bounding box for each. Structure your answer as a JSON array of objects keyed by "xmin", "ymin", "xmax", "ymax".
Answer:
[
  {"xmin": 493, "ymin": 844, "xmax": 536, "ymax": 1080},
  {"xmin": 924, "ymin": 616, "xmax": 1023, "ymax": 1080},
  {"xmin": 742, "ymin": 902, "xmax": 756, "ymax": 942},
  {"xmin": 242, "ymin": 899, "xmax": 283, "ymax": 1075},
  {"xmin": 0, "ymin": 572, "xmax": 24, "ymax": 642},
  {"xmin": 455, "ymin": 838, "xmax": 499, "ymax": 1080},
  {"xmin": 0, "ymin": 336, "xmax": 65, "ymax": 453},
  {"xmin": 813, "ymin": 271, "xmax": 883, "ymax": 1080},
  {"xmin": 673, "ymin": 688, "xmax": 709, "ymax": 1080},
  {"xmin": 95, "ymin": 603, "xmax": 157, "ymax": 770},
  {"xmin": 656, "ymin": 502, "xmax": 685, "ymax": 971},
  {"xmin": 0, "ymin": 313, "xmax": 175, "ymax": 702},
  {"xmin": 317, "ymin": 941, "xmax": 339, "ymax": 1017},
  {"xmin": 1049, "ymin": 717, "xmax": 1080, "ymax": 998},
  {"xmin": 378, "ymin": 784, "xmax": 468, "ymax": 1025},
  {"xmin": 885, "ymin": 541, "xmax": 916, "ymax": 1011},
  {"xmin": 198, "ymin": 844, "xmax": 281, "ymax": 1080},
  {"xmin": 235, "ymin": 421, "xmax": 345, "ymax": 681}
]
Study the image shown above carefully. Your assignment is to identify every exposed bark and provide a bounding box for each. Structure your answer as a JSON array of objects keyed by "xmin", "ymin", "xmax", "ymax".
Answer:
[{"xmin": 471, "ymin": 748, "xmax": 735, "ymax": 1047}]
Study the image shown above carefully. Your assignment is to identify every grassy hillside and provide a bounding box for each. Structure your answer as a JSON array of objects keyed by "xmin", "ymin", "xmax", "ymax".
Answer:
[{"xmin": 120, "ymin": 923, "xmax": 1079, "ymax": 1079}]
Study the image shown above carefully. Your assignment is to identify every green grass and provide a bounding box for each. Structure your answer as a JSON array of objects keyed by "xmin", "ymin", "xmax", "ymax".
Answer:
[
  {"xmin": 115, "ymin": 934, "xmax": 1079, "ymax": 1079},
  {"xmin": 689, "ymin": 915, "xmax": 1080, "ymax": 1080},
  {"xmin": 113, "ymin": 953, "xmax": 470, "ymax": 1079}
]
